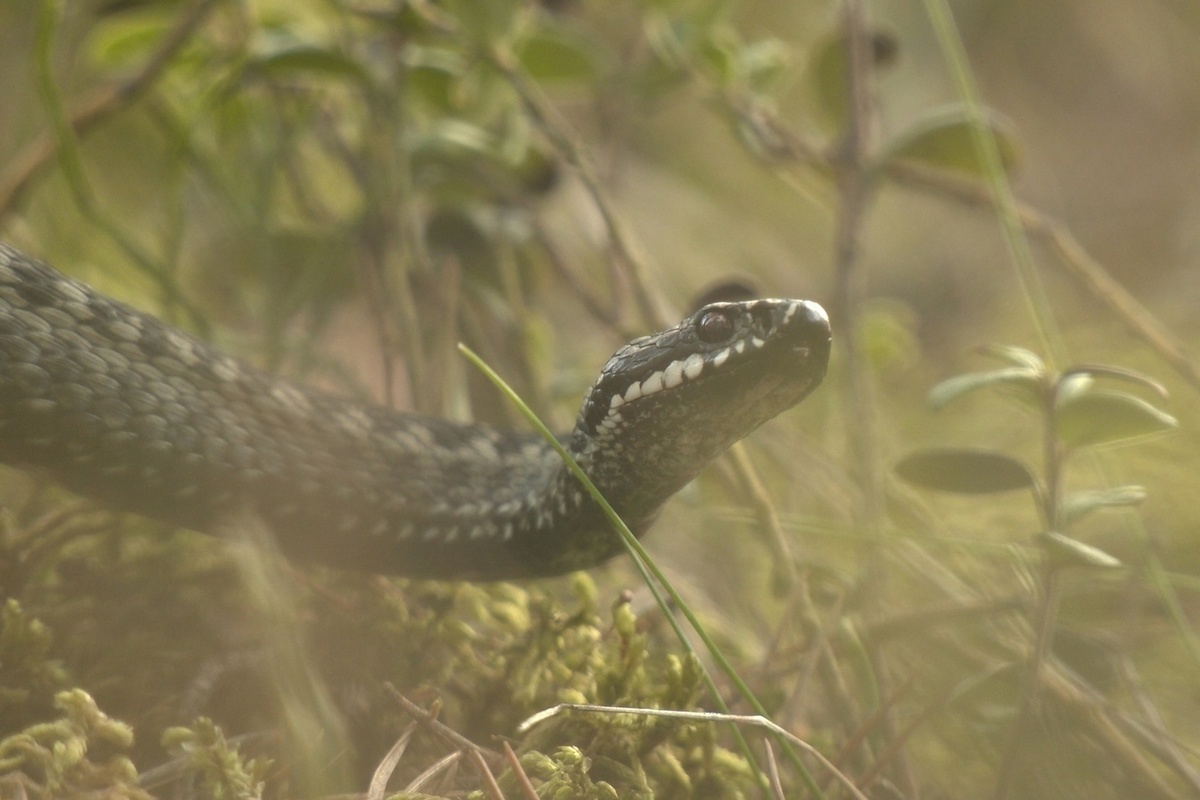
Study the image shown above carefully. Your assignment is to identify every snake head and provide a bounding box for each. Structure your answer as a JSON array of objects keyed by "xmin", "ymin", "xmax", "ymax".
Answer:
[{"xmin": 574, "ymin": 298, "xmax": 831, "ymax": 517}]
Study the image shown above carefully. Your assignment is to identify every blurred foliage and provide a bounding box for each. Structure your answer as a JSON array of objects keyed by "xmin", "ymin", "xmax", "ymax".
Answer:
[{"xmin": 2, "ymin": 0, "xmax": 1200, "ymax": 798}]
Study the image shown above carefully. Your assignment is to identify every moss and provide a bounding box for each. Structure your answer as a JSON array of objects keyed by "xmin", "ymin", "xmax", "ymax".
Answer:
[
  {"xmin": 161, "ymin": 718, "xmax": 271, "ymax": 800},
  {"xmin": 0, "ymin": 688, "xmax": 147, "ymax": 799}
]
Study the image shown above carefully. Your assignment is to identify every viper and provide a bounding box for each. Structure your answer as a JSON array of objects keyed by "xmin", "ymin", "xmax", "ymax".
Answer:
[{"xmin": 0, "ymin": 244, "xmax": 830, "ymax": 580}]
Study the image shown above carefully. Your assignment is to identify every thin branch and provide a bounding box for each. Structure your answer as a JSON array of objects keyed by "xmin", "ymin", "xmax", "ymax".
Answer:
[
  {"xmin": 502, "ymin": 741, "xmax": 540, "ymax": 800},
  {"xmin": 0, "ymin": 0, "xmax": 221, "ymax": 219},
  {"xmin": 366, "ymin": 723, "xmax": 416, "ymax": 800},
  {"xmin": 488, "ymin": 45, "xmax": 662, "ymax": 329}
]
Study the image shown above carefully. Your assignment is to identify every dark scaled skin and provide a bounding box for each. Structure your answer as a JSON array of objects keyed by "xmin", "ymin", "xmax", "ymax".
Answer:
[{"xmin": 0, "ymin": 244, "xmax": 830, "ymax": 579}]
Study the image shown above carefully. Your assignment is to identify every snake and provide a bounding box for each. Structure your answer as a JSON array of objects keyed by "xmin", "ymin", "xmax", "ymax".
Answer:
[{"xmin": 0, "ymin": 243, "xmax": 830, "ymax": 580}]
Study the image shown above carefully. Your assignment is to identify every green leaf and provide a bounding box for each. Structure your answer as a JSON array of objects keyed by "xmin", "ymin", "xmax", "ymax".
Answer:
[
  {"xmin": 90, "ymin": 14, "xmax": 169, "ymax": 69},
  {"xmin": 1060, "ymin": 364, "xmax": 1169, "ymax": 400},
  {"xmin": 515, "ymin": 29, "xmax": 602, "ymax": 83},
  {"xmin": 698, "ymin": 26, "xmax": 741, "ymax": 87},
  {"xmin": 1054, "ymin": 372, "xmax": 1095, "ymax": 405},
  {"xmin": 414, "ymin": 120, "xmax": 495, "ymax": 157},
  {"xmin": 247, "ymin": 44, "xmax": 372, "ymax": 86},
  {"xmin": 976, "ymin": 344, "xmax": 1045, "ymax": 372},
  {"xmin": 895, "ymin": 448, "xmax": 1037, "ymax": 494},
  {"xmin": 1040, "ymin": 531, "xmax": 1122, "ymax": 569},
  {"xmin": 805, "ymin": 31, "xmax": 849, "ymax": 132},
  {"xmin": 880, "ymin": 105, "xmax": 1021, "ymax": 178},
  {"xmin": 857, "ymin": 299, "xmax": 918, "ymax": 371},
  {"xmin": 928, "ymin": 367, "xmax": 1044, "ymax": 410},
  {"xmin": 1056, "ymin": 389, "xmax": 1178, "ymax": 449},
  {"xmin": 1061, "ymin": 486, "xmax": 1147, "ymax": 526},
  {"xmin": 738, "ymin": 38, "xmax": 791, "ymax": 93}
]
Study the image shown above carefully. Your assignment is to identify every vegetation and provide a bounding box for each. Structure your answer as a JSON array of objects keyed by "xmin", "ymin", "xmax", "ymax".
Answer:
[{"xmin": 2, "ymin": 0, "xmax": 1199, "ymax": 797}]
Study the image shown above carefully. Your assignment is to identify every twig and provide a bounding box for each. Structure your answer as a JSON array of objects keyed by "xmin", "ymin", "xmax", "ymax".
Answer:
[
  {"xmin": 402, "ymin": 751, "xmax": 463, "ymax": 795},
  {"xmin": 366, "ymin": 723, "xmax": 416, "ymax": 800},
  {"xmin": 763, "ymin": 739, "xmax": 787, "ymax": 800},
  {"xmin": 488, "ymin": 45, "xmax": 662, "ymax": 329},
  {"xmin": 384, "ymin": 684, "xmax": 500, "ymax": 763},
  {"xmin": 502, "ymin": 741, "xmax": 540, "ymax": 800},
  {"xmin": 0, "ymin": 0, "xmax": 220, "ymax": 219},
  {"xmin": 467, "ymin": 749, "xmax": 506, "ymax": 800},
  {"xmin": 886, "ymin": 162, "xmax": 1200, "ymax": 392}
]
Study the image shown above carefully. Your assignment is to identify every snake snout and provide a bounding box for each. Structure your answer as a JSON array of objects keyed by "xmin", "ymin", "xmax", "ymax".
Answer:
[{"xmin": 794, "ymin": 300, "xmax": 830, "ymax": 337}]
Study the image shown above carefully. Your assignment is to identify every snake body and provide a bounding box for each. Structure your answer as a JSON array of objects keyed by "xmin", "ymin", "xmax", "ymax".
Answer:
[{"xmin": 0, "ymin": 244, "xmax": 830, "ymax": 579}]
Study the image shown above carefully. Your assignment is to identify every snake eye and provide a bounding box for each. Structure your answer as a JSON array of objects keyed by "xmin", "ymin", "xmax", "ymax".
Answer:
[{"xmin": 696, "ymin": 309, "xmax": 734, "ymax": 343}]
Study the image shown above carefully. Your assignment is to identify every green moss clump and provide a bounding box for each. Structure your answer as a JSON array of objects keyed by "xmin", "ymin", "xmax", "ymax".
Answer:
[
  {"xmin": 0, "ymin": 688, "xmax": 147, "ymax": 799},
  {"xmin": 161, "ymin": 717, "xmax": 271, "ymax": 800}
]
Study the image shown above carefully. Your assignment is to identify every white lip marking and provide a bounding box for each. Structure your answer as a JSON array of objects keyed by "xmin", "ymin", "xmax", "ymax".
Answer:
[
  {"xmin": 624, "ymin": 382, "xmax": 642, "ymax": 402},
  {"xmin": 712, "ymin": 348, "xmax": 730, "ymax": 368},
  {"xmin": 751, "ymin": 336, "xmax": 765, "ymax": 349},
  {"xmin": 610, "ymin": 393, "xmax": 625, "ymax": 408},
  {"xmin": 664, "ymin": 360, "xmax": 685, "ymax": 388},
  {"xmin": 734, "ymin": 340, "xmax": 746, "ymax": 354},
  {"xmin": 683, "ymin": 352, "xmax": 703, "ymax": 379},
  {"xmin": 642, "ymin": 371, "xmax": 664, "ymax": 395},
  {"xmin": 782, "ymin": 303, "xmax": 798, "ymax": 324}
]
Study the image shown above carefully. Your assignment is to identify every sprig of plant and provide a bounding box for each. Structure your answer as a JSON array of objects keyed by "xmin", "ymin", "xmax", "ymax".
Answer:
[
  {"xmin": 895, "ymin": 345, "xmax": 1177, "ymax": 798},
  {"xmin": 896, "ymin": 345, "xmax": 1174, "ymax": 554}
]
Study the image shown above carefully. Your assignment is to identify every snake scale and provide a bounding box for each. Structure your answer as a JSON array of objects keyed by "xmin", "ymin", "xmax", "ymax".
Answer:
[{"xmin": 0, "ymin": 244, "xmax": 830, "ymax": 580}]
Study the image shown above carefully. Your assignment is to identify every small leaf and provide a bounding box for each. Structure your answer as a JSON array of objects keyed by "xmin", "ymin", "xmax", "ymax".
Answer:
[
  {"xmin": 91, "ymin": 15, "xmax": 168, "ymax": 69},
  {"xmin": 975, "ymin": 344, "xmax": 1045, "ymax": 372},
  {"xmin": 249, "ymin": 44, "xmax": 371, "ymax": 85},
  {"xmin": 515, "ymin": 29, "xmax": 601, "ymax": 82},
  {"xmin": 1040, "ymin": 531, "xmax": 1122, "ymax": 569},
  {"xmin": 1056, "ymin": 389, "xmax": 1178, "ymax": 449},
  {"xmin": 858, "ymin": 300, "xmax": 918, "ymax": 371},
  {"xmin": 895, "ymin": 448, "xmax": 1037, "ymax": 494},
  {"xmin": 415, "ymin": 120, "xmax": 495, "ymax": 156},
  {"xmin": 804, "ymin": 31, "xmax": 850, "ymax": 132},
  {"xmin": 1060, "ymin": 364, "xmax": 1169, "ymax": 400},
  {"xmin": 928, "ymin": 367, "xmax": 1043, "ymax": 410},
  {"xmin": 804, "ymin": 29, "xmax": 894, "ymax": 134},
  {"xmin": 1061, "ymin": 486, "xmax": 1147, "ymax": 525},
  {"xmin": 880, "ymin": 105, "xmax": 1021, "ymax": 178},
  {"xmin": 697, "ymin": 26, "xmax": 752, "ymax": 89},
  {"xmin": 1054, "ymin": 373, "xmax": 1094, "ymax": 405},
  {"xmin": 738, "ymin": 38, "xmax": 791, "ymax": 93}
]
